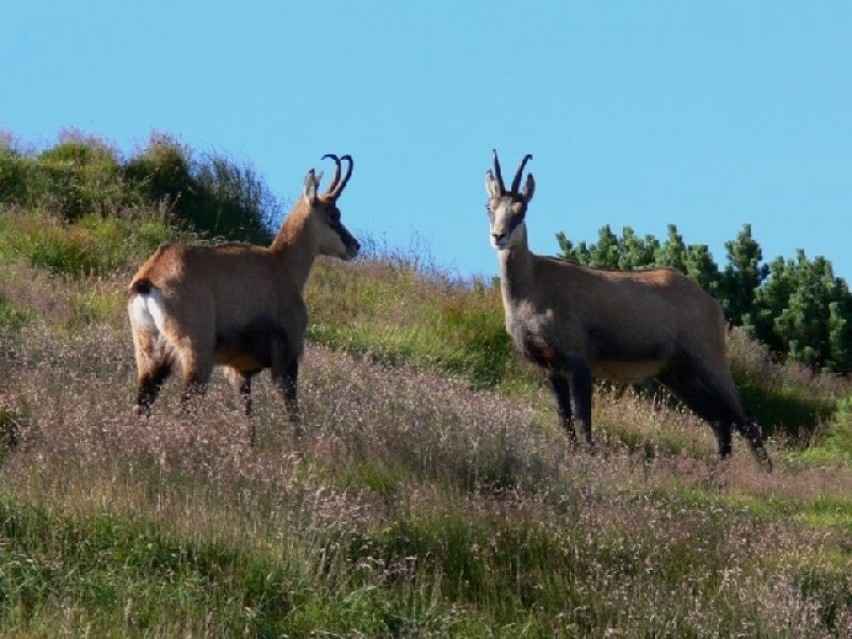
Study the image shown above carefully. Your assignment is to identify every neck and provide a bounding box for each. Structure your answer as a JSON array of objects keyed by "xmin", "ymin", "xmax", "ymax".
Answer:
[
  {"xmin": 496, "ymin": 229, "xmax": 533, "ymax": 308},
  {"xmin": 269, "ymin": 201, "xmax": 319, "ymax": 292}
]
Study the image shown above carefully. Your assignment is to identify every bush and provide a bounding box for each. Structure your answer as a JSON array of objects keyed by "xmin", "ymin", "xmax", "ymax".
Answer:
[
  {"xmin": 125, "ymin": 133, "xmax": 280, "ymax": 243},
  {"xmin": 1, "ymin": 131, "xmax": 281, "ymax": 245},
  {"xmin": 33, "ymin": 133, "xmax": 133, "ymax": 220}
]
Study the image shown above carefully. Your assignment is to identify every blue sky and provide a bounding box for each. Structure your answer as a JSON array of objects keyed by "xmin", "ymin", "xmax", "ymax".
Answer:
[{"xmin": 3, "ymin": 1, "xmax": 851, "ymax": 281}]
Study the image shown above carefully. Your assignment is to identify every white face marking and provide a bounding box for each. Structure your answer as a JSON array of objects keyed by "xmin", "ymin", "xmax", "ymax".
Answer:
[
  {"xmin": 317, "ymin": 223, "xmax": 348, "ymax": 258},
  {"xmin": 489, "ymin": 199, "xmax": 525, "ymax": 251},
  {"xmin": 315, "ymin": 209, "xmax": 359, "ymax": 260}
]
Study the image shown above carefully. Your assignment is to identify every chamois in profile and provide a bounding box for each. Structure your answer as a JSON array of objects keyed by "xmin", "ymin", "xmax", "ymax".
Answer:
[
  {"xmin": 128, "ymin": 154, "xmax": 360, "ymax": 439},
  {"xmin": 485, "ymin": 151, "xmax": 771, "ymax": 470}
]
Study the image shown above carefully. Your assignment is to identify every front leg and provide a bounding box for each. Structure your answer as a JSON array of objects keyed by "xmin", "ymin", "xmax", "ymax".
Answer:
[
  {"xmin": 563, "ymin": 357, "xmax": 593, "ymax": 449},
  {"xmin": 280, "ymin": 358, "xmax": 299, "ymax": 426},
  {"xmin": 548, "ymin": 373, "xmax": 577, "ymax": 444},
  {"xmin": 270, "ymin": 331, "xmax": 302, "ymax": 437},
  {"xmin": 272, "ymin": 356, "xmax": 301, "ymax": 437},
  {"xmin": 237, "ymin": 372, "xmax": 256, "ymax": 446},
  {"xmin": 237, "ymin": 373, "xmax": 253, "ymax": 417}
]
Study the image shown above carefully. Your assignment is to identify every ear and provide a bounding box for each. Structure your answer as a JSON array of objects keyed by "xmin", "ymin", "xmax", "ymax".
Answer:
[
  {"xmin": 303, "ymin": 169, "xmax": 320, "ymax": 204},
  {"xmin": 485, "ymin": 170, "xmax": 502, "ymax": 199},
  {"xmin": 522, "ymin": 173, "xmax": 535, "ymax": 202}
]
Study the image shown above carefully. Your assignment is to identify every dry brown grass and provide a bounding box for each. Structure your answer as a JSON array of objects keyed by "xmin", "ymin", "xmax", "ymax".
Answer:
[{"xmin": 0, "ymin": 258, "xmax": 849, "ymax": 636}]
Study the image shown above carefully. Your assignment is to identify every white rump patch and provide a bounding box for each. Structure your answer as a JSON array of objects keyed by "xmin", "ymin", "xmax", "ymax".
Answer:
[{"xmin": 130, "ymin": 287, "xmax": 167, "ymax": 335}]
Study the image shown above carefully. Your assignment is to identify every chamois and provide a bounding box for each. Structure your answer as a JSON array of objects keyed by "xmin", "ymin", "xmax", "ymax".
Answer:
[
  {"xmin": 128, "ymin": 154, "xmax": 360, "ymax": 439},
  {"xmin": 485, "ymin": 151, "xmax": 771, "ymax": 470}
]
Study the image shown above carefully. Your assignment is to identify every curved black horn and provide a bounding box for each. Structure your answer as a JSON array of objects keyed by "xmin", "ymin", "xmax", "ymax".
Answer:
[
  {"xmin": 321, "ymin": 153, "xmax": 342, "ymax": 196},
  {"xmin": 492, "ymin": 149, "xmax": 506, "ymax": 195},
  {"xmin": 335, "ymin": 154, "xmax": 354, "ymax": 197},
  {"xmin": 511, "ymin": 154, "xmax": 533, "ymax": 193}
]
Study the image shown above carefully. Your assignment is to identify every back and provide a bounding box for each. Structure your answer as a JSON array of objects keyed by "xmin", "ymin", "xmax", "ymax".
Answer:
[
  {"xmin": 532, "ymin": 257, "xmax": 726, "ymax": 365},
  {"xmin": 130, "ymin": 243, "xmax": 300, "ymax": 335}
]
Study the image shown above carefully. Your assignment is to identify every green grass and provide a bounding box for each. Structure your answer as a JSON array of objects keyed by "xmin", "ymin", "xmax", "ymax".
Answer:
[
  {"xmin": 0, "ymin": 296, "xmax": 28, "ymax": 331},
  {"xmin": 306, "ymin": 259, "xmax": 538, "ymax": 394},
  {"xmin": 0, "ymin": 497, "xmax": 316, "ymax": 636},
  {"xmin": 800, "ymin": 396, "xmax": 852, "ymax": 465},
  {"xmin": 0, "ymin": 208, "xmax": 175, "ymax": 278}
]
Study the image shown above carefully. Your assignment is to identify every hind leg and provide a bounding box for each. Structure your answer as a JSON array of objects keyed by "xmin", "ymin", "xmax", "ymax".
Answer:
[
  {"xmin": 690, "ymin": 364, "xmax": 772, "ymax": 471},
  {"xmin": 660, "ymin": 370, "xmax": 771, "ymax": 470},
  {"xmin": 175, "ymin": 337, "xmax": 215, "ymax": 412},
  {"xmin": 136, "ymin": 361, "xmax": 172, "ymax": 417},
  {"xmin": 733, "ymin": 411, "xmax": 772, "ymax": 471},
  {"xmin": 658, "ymin": 372, "xmax": 734, "ymax": 458},
  {"xmin": 132, "ymin": 327, "xmax": 172, "ymax": 416}
]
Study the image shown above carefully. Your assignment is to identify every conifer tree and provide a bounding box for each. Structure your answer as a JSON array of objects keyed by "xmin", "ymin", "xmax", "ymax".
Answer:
[
  {"xmin": 720, "ymin": 224, "xmax": 769, "ymax": 326},
  {"xmin": 654, "ymin": 224, "xmax": 689, "ymax": 273}
]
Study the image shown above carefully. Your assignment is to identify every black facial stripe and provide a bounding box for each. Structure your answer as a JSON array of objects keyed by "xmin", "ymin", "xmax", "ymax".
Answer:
[
  {"xmin": 506, "ymin": 211, "xmax": 525, "ymax": 235},
  {"xmin": 493, "ymin": 204, "xmax": 524, "ymax": 236},
  {"xmin": 332, "ymin": 220, "xmax": 359, "ymax": 249}
]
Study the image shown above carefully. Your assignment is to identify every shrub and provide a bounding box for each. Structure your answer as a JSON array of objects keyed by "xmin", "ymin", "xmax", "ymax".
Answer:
[
  {"xmin": 123, "ymin": 133, "xmax": 194, "ymax": 215},
  {"xmin": 1, "ymin": 131, "xmax": 281, "ymax": 245},
  {"xmin": 125, "ymin": 133, "xmax": 280, "ymax": 243},
  {"xmin": 34, "ymin": 133, "xmax": 132, "ymax": 220}
]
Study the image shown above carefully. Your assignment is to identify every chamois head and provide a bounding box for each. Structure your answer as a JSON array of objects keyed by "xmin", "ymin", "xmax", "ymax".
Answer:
[
  {"xmin": 303, "ymin": 153, "xmax": 360, "ymax": 260},
  {"xmin": 485, "ymin": 150, "xmax": 535, "ymax": 251}
]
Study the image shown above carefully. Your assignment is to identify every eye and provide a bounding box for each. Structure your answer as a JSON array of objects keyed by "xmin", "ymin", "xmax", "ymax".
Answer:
[{"xmin": 328, "ymin": 208, "xmax": 341, "ymax": 223}]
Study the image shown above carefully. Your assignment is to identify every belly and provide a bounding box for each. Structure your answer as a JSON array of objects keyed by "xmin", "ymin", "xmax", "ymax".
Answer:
[
  {"xmin": 591, "ymin": 360, "xmax": 666, "ymax": 383},
  {"xmin": 214, "ymin": 350, "xmax": 267, "ymax": 373},
  {"xmin": 214, "ymin": 318, "xmax": 283, "ymax": 372}
]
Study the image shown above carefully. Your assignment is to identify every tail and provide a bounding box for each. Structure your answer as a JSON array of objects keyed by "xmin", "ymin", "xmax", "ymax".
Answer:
[
  {"xmin": 129, "ymin": 278, "xmax": 152, "ymax": 296},
  {"xmin": 128, "ymin": 280, "xmax": 167, "ymax": 334}
]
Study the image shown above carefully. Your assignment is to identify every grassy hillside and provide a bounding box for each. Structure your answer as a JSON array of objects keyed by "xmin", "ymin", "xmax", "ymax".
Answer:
[{"xmin": 0, "ymin": 135, "xmax": 850, "ymax": 636}]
